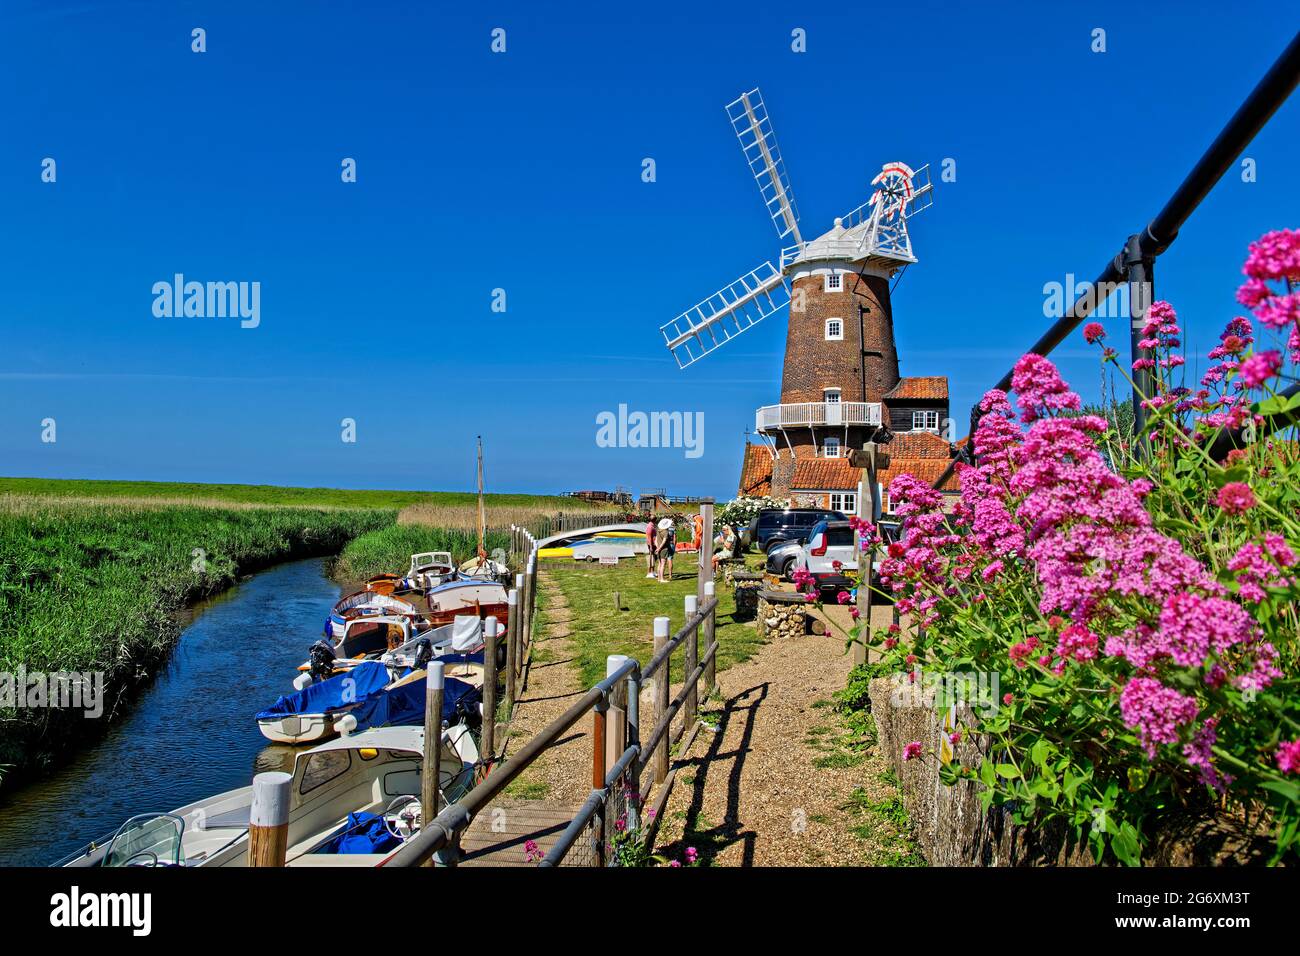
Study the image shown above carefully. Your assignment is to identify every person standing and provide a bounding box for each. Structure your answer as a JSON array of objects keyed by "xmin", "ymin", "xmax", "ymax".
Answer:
[
  {"xmin": 691, "ymin": 512, "xmax": 703, "ymax": 552},
  {"xmin": 654, "ymin": 518, "xmax": 672, "ymax": 583},
  {"xmin": 664, "ymin": 518, "xmax": 677, "ymax": 581},
  {"xmin": 645, "ymin": 513, "xmax": 657, "ymax": 579}
]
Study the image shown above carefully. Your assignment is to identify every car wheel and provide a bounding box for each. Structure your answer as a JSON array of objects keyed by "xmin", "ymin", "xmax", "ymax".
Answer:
[
  {"xmin": 781, "ymin": 556, "xmax": 797, "ymax": 580},
  {"xmin": 764, "ymin": 537, "xmax": 785, "ymax": 554}
]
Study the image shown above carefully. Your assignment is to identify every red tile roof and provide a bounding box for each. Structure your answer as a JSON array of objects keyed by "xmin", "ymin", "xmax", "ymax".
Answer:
[
  {"xmin": 887, "ymin": 431, "xmax": 952, "ymax": 458},
  {"xmin": 879, "ymin": 458, "xmax": 960, "ymax": 491},
  {"xmin": 790, "ymin": 457, "xmax": 859, "ymax": 491},
  {"xmin": 884, "ymin": 376, "xmax": 949, "ymax": 401},
  {"xmin": 737, "ymin": 443, "xmax": 773, "ymax": 497}
]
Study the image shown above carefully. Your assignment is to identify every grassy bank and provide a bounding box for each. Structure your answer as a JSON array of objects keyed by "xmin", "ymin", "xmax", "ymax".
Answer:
[
  {"xmin": 538, "ymin": 555, "xmax": 766, "ymax": 688},
  {"xmin": 0, "ymin": 498, "xmax": 390, "ymax": 782},
  {"xmin": 333, "ymin": 525, "xmax": 511, "ymax": 581}
]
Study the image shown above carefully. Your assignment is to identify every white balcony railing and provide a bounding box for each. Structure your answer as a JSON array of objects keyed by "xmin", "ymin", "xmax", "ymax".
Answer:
[{"xmin": 755, "ymin": 401, "xmax": 882, "ymax": 431}]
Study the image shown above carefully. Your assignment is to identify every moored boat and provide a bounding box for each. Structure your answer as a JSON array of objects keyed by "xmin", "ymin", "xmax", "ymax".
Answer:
[{"xmin": 57, "ymin": 723, "xmax": 482, "ymax": 868}]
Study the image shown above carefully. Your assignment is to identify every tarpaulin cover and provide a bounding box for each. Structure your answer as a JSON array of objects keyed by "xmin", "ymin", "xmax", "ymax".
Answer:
[
  {"xmin": 313, "ymin": 811, "xmax": 403, "ymax": 855},
  {"xmin": 349, "ymin": 675, "xmax": 480, "ymax": 733},
  {"xmin": 254, "ymin": 660, "xmax": 392, "ymax": 720}
]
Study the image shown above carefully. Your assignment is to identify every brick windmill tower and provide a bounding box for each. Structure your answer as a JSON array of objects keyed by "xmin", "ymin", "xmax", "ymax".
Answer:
[{"xmin": 660, "ymin": 89, "xmax": 955, "ymax": 516}]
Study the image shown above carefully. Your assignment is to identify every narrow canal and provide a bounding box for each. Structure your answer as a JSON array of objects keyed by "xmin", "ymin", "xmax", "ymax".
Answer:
[{"xmin": 0, "ymin": 557, "xmax": 340, "ymax": 866}]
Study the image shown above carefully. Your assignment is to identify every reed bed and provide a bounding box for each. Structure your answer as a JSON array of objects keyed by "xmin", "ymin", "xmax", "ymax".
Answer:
[
  {"xmin": 396, "ymin": 500, "xmax": 621, "ymax": 532},
  {"xmin": 333, "ymin": 524, "xmax": 511, "ymax": 582},
  {"xmin": 0, "ymin": 500, "xmax": 391, "ymax": 782}
]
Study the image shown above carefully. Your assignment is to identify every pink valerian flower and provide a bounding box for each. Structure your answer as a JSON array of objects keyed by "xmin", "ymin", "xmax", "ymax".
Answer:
[
  {"xmin": 1119, "ymin": 677, "xmax": 1200, "ymax": 757},
  {"xmin": 1011, "ymin": 354, "xmax": 1081, "ymax": 423},
  {"xmin": 1277, "ymin": 739, "xmax": 1300, "ymax": 775},
  {"xmin": 836, "ymin": 590, "xmax": 851, "ymax": 605},
  {"xmin": 1002, "ymin": 693, "xmax": 1014, "ymax": 706},
  {"xmin": 684, "ymin": 847, "xmax": 698, "ymax": 864},
  {"xmin": 1236, "ymin": 350, "xmax": 1281, "ymax": 389},
  {"xmin": 1083, "ymin": 322, "xmax": 1106, "ymax": 344},
  {"xmin": 1182, "ymin": 719, "xmax": 1231, "ymax": 794},
  {"xmin": 1008, "ymin": 636, "xmax": 1040, "ymax": 669},
  {"xmin": 1154, "ymin": 592, "xmax": 1256, "ymax": 668},
  {"xmin": 903, "ymin": 741, "xmax": 923, "ymax": 761},
  {"xmin": 1241, "ymin": 228, "xmax": 1300, "ymax": 283},
  {"xmin": 523, "ymin": 838, "xmax": 544, "ymax": 863},
  {"xmin": 1216, "ymin": 482, "xmax": 1256, "ymax": 515},
  {"xmin": 949, "ymin": 731, "xmax": 962, "ymax": 745},
  {"xmin": 669, "ymin": 860, "xmax": 681, "ymax": 868},
  {"xmin": 1054, "ymin": 622, "xmax": 1099, "ymax": 662},
  {"xmin": 1228, "ymin": 538, "xmax": 1295, "ymax": 602},
  {"xmin": 1233, "ymin": 641, "xmax": 1281, "ymax": 693}
]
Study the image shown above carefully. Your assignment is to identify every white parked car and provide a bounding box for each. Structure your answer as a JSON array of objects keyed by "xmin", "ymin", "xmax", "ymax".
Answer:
[{"xmin": 795, "ymin": 520, "xmax": 858, "ymax": 592}]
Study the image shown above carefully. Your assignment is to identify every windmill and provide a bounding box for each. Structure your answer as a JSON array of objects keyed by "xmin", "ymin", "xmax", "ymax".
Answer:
[{"xmin": 659, "ymin": 88, "xmax": 933, "ymax": 369}]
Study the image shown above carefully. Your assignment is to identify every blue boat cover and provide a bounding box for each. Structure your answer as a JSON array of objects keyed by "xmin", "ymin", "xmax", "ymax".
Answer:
[
  {"xmin": 313, "ymin": 811, "xmax": 403, "ymax": 855},
  {"xmin": 439, "ymin": 650, "xmax": 485, "ymax": 666},
  {"xmin": 349, "ymin": 675, "xmax": 481, "ymax": 734},
  {"xmin": 254, "ymin": 660, "xmax": 393, "ymax": 720}
]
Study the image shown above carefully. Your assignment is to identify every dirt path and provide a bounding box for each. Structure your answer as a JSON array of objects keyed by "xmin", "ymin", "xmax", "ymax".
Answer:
[
  {"xmin": 651, "ymin": 605, "xmax": 916, "ymax": 867},
  {"xmin": 497, "ymin": 570, "xmax": 596, "ymax": 805}
]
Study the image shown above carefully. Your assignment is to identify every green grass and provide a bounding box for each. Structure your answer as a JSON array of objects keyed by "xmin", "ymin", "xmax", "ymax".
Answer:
[
  {"xmin": 0, "ymin": 498, "xmax": 391, "ymax": 782},
  {"xmin": 0, "ymin": 476, "xmax": 591, "ymax": 511},
  {"xmin": 333, "ymin": 524, "xmax": 510, "ymax": 581},
  {"xmin": 538, "ymin": 555, "xmax": 765, "ymax": 688}
]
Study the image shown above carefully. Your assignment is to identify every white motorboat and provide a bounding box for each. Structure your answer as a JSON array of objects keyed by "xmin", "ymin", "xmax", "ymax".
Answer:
[
  {"xmin": 406, "ymin": 551, "xmax": 457, "ymax": 590},
  {"xmin": 57, "ymin": 723, "xmax": 482, "ymax": 868},
  {"xmin": 255, "ymin": 661, "xmax": 432, "ymax": 745}
]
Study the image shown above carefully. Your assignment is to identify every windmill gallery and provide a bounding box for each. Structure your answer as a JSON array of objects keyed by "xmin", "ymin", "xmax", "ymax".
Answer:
[{"xmin": 660, "ymin": 89, "xmax": 958, "ymax": 513}]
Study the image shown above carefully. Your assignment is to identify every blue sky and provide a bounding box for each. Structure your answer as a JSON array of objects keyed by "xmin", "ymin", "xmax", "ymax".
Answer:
[{"xmin": 1, "ymin": 1, "xmax": 1296, "ymax": 499}]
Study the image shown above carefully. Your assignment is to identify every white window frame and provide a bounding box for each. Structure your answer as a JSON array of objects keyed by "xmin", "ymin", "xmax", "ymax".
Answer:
[
  {"xmin": 830, "ymin": 492, "xmax": 857, "ymax": 513},
  {"xmin": 825, "ymin": 318, "xmax": 843, "ymax": 341},
  {"xmin": 912, "ymin": 409, "xmax": 940, "ymax": 432},
  {"xmin": 824, "ymin": 271, "xmax": 843, "ymax": 293},
  {"xmin": 823, "ymin": 388, "xmax": 841, "ymax": 404},
  {"xmin": 822, "ymin": 437, "xmax": 841, "ymax": 458}
]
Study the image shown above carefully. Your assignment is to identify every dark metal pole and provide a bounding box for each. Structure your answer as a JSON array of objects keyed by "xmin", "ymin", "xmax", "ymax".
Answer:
[{"xmin": 1123, "ymin": 234, "xmax": 1154, "ymax": 442}]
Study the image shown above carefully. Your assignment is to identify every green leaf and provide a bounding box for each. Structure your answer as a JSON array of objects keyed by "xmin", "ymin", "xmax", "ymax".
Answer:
[
  {"xmin": 995, "ymin": 764, "xmax": 1021, "ymax": 780},
  {"xmin": 1112, "ymin": 822, "xmax": 1141, "ymax": 867},
  {"xmin": 1260, "ymin": 780, "xmax": 1300, "ymax": 803}
]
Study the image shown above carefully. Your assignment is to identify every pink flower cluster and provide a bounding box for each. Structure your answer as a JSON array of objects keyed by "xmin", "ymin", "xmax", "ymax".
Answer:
[
  {"xmin": 1237, "ymin": 229, "xmax": 1300, "ymax": 362},
  {"xmin": 1119, "ymin": 677, "xmax": 1199, "ymax": 757}
]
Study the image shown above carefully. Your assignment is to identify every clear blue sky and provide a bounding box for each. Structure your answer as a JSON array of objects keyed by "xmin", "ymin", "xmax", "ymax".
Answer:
[{"xmin": 1, "ymin": 1, "xmax": 1296, "ymax": 499}]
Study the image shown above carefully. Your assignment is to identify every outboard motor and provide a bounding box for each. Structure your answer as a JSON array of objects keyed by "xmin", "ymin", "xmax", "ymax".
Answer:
[
  {"xmin": 412, "ymin": 637, "xmax": 435, "ymax": 671},
  {"xmin": 308, "ymin": 640, "xmax": 338, "ymax": 683}
]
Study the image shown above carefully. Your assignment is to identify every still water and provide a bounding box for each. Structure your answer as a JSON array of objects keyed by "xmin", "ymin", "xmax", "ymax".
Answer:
[{"xmin": 0, "ymin": 557, "xmax": 340, "ymax": 866}]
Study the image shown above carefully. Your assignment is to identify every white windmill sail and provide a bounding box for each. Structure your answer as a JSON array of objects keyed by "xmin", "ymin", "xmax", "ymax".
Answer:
[
  {"xmin": 660, "ymin": 261, "xmax": 790, "ymax": 369},
  {"xmin": 726, "ymin": 89, "xmax": 802, "ymax": 243}
]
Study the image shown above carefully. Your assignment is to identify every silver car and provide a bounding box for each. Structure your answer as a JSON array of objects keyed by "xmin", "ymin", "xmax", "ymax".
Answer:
[{"xmin": 764, "ymin": 538, "xmax": 806, "ymax": 581}]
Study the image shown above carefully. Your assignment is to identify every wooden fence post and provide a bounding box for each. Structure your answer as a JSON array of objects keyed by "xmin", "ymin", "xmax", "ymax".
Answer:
[
  {"xmin": 248, "ymin": 771, "xmax": 291, "ymax": 867},
  {"xmin": 652, "ymin": 615, "xmax": 670, "ymax": 785},
  {"xmin": 683, "ymin": 593, "xmax": 698, "ymax": 727},
  {"xmin": 523, "ymin": 553, "xmax": 538, "ymax": 680},
  {"xmin": 482, "ymin": 616, "xmax": 499, "ymax": 757},
  {"xmin": 421, "ymin": 661, "xmax": 445, "ymax": 868},
  {"xmin": 702, "ymin": 580, "xmax": 717, "ymax": 694},
  {"xmin": 504, "ymin": 587, "xmax": 519, "ymax": 710},
  {"xmin": 605, "ymin": 654, "xmax": 629, "ymax": 778}
]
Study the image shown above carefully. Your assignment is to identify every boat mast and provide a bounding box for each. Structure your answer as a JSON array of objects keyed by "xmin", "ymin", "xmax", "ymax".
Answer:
[{"xmin": 476, "ymin": 435, "xmax": 487, "ymax": 562}]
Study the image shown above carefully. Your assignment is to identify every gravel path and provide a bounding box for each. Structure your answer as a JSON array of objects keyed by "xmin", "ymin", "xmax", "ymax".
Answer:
[
  {"xmin": 497, "ymin": 570, "xmax": 597, "ymax": 806},
  {"xmin": 651, "ymin": 605, "xmax": 910, "ymax": 867}
]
